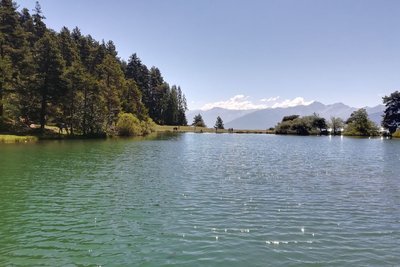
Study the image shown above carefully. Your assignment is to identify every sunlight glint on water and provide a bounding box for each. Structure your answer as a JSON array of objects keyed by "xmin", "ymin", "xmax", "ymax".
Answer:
[{"xmin": 0, "ymin": 134, "xmax": 399, "ymax": 266}]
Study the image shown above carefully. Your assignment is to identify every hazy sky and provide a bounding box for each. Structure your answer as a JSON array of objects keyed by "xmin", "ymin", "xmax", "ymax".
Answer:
[{"xmin": 17, "ymin": 0, "xmax": 400, "ymax": 110}]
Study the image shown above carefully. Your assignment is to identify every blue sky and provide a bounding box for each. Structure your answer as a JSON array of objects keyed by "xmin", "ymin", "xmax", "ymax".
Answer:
[{"xmin": 17, "ymin": 0, "xmax": 400, "ymax": 110}]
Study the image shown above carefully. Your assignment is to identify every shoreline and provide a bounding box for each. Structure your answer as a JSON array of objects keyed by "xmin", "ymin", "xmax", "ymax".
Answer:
[{"xmin": 2, "ymin": 128, "xmax": 398, "ymax": 144}]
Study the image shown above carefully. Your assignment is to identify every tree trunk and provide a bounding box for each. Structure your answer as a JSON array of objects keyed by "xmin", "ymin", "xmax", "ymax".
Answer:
[
  {"xmin": 83, "ymin": 89, "xmax": 87, "ymax": 135},
  {"xmin": 0, "ymin": 86, "xmax": 3, "ymax": 118},
  {"xmin": 69, "ymin": 97, "xmax": 75, "ymax": 135},
  {"xmin": 40, "ymin": 95, "xmax": 47, "ymax": 132}
]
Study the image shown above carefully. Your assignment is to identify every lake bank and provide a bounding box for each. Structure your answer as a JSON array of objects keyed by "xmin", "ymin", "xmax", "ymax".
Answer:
[
  {"xmin": 0, "ymin": 134, "xmax": 38, "ymax": 143},
  {"xmin": 155, "ymin": 125, "xmax": 275, "ymax": 134},
  {"xmin": 1, "ymin": 124, "xmax": 399, "ymax": 143}
]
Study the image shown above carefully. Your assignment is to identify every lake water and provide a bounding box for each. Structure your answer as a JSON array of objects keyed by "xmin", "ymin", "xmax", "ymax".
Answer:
[{"xmin": 0, "ymin": 134, "xmax": 399, "ymax": 266}]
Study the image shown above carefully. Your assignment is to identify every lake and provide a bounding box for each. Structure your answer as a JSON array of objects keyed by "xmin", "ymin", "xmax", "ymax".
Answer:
[{"xmin": 0, "ymin": 134, "xmax": 399, "ymax": 266}]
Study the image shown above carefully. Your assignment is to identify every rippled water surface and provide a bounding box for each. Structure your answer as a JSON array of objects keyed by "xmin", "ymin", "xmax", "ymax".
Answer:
[{"xmin": 0, "ymin": 134, "xmax": 399, "ymax": 266}]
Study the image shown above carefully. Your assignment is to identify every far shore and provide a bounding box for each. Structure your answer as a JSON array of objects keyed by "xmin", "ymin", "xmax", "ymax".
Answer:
[
  {"xmin": 155, "ymin": 125, "xmax": 275, "ymax": 134},
  {"xmin": 1, "ymin": 125, "xmax": 399, "ymax": 144}
]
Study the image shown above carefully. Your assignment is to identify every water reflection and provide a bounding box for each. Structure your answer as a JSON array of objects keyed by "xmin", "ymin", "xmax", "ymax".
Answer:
[{"xmin": 0, "ymin": 135, "xmax": 399, "ymax": 266}]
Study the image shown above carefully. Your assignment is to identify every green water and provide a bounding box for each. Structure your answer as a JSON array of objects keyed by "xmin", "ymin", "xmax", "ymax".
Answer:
[{"xmin": 0, "ymin": 134, "xmax": 399, "ymax": 266}]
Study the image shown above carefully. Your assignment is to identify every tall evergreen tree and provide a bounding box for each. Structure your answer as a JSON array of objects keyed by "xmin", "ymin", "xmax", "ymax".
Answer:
[
  {"xmin": 62, "ymin": 62, "xmax": 89, "ymax": 134},
  {"xmin": 32, "ymin": 1, "xmax": 46, "ymax": 40},
  {"xmin": 125, "ymin": 54, "xmax": 150, "ymax": 95},
  {"xmin": 148, "ymin": 66, "xmax": 165, "ymax": 122},
  {"xmin": 177, "ymin": 86, "xmax": 188, "ymax": 125},
  {"xmin": 0, "ymin": 0, "xmax": 28, "ymax": 117},
  {"xmin": 33, "ymin": 31, "xmax": 65, "ymax": 131},
  {"xmin": 165, "ymin": 85, "xmax": 179, "ymax": 125},
  {"xmin": 215, "ymin": 116, "xmax": 224, "ymax": 129},
  {"xmin": 0, "ymin": 52, "xmax": 12, "ymax": 117},
  {"xmin": 192, "ymin": 113, "xmax": 206, "ymax": 127},
  {"xmin": 96, "ymin": 54, "xmax": 125, "ymax": 129},
  {"xmin": 122, "ymin": 79, "xmax": 147, "ymax": 119},
  {"xmin": 0, "ymin": 0, "xmax": 190, "ymax": 135},
  {"xmin": 58, "ymin": 27, "xmax": 79, "ymax": 67}
]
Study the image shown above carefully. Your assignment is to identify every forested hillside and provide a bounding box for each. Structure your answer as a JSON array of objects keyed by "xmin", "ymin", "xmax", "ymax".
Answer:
[{"xmin": 0, "ymin": 0, "xmax": 187, "ymax": 135}]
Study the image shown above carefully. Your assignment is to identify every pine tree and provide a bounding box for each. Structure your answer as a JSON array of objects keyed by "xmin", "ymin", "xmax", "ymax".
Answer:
[
  {"xmin": 165, "ymin": 85, "xmax": 179, "ymax": 125},
  {"xmin": 214, "ymin": 116, "xmax": 224, "ymax": 129},
  {"xmin": 0, "ymin": 0, "xmax": 29, "ymax": 117},
  {"xmin": 0, "ymin": 53, "xmax": 12, "ymax": 117},
  {"xmin": 58, "ymin": 27, "xmax": 79, "ymax": 67},
  {"xmin": 122, "ymin": 79, "xmax": 147, "ymax": 119},
  {"xmin": 177, "ymin": 86, "xmax": 188, "ymax": 125},
  {"xmin": 125, "ymin": 53, "xmax": 150, "ymax": 100},
  {"xmin": 32, "ymin": 1, "xmax": 46, "ymax": 40},
  {"xmin": 192, "ymin": 113, "xmax": 206, "ymax": 127},
  {"xmin": 96, "ymin": 54, "xmax": 125, "ymax": 130},
  {"xmin": 148, "ymin": 66, "xmax": 166, "ymax": 123},
  {"xmin": 33, "ymin": 31, "xmax": 65, "ymax": 131},
  {"xmin": 0, "ymin": 0, "xmax": 190, "ymax": 135}
]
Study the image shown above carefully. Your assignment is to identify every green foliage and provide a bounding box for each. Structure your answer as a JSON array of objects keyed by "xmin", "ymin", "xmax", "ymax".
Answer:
[
  {"xmin": 116, "ymin": 112, "xmax": 156, "ymax": 136},
  {"xmin": 275, "ymin": 114, "xmax": 323, "ymax": 135},
  {"xmin": 0, "ymin": 0, "xmax": 188, "ymax": 135},
  {"xmin": 282, "ymin": 115, "xmax": 299, "ymax": 122},
  {"xmin": 0, "ymin": 55, "xmax": 12, "ymax": 117},
  {"xmin": 344, "ymin": 108, "xmax": 379, "ymax": 136},
  {"xmin": 214, "ymin": 116, "xmax": 224, "ymax": 129},
  {"xmin": 122, "ymin": 79, "xmax": 147, "ymax": 119},
  {"xmin": 33, "ymin": 31, "xmax": 66, "ymax": 131},
  {"xmin": 116, "ymin": 112, "xmax": 142, "ymax": 136},
  {"xmin": 382, "ymin": 91, "xmax": 400, "ymax": 134},
  {"xmin": 392, "ymin": 129, "xmax": 400, "ymax": 138},
  {"xmin": 192, "ymin": 114, "xmax": 206, "ymax": 127},
  {"xmin": 140, "ymin": 117, "xmax": 156, "ymax": 135},
  {"xmin": 0, "ymin": 134, "xmax": 37, "ymax": 143},
  {"xmin": 177, "ymin": 86, "xmax": 188, "ymax": 125},
  {"xmin": 329, "ymin": 117, "xmax": 344, "ymax": 135},
  {"xmin": 312, "ymin": 113, "xmax": 327, "ymax": 133}
]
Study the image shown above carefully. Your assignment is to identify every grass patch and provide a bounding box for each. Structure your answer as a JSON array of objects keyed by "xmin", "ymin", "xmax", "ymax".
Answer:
[{"xmin": 0, "ymin": 134, "xmax": 38, "ymax": 143}]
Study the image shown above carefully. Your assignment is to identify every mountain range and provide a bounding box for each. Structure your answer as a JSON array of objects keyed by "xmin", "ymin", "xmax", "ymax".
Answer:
[{"xmin": 186, "ymin": 102, "xmax": 385, "ymax": 129}]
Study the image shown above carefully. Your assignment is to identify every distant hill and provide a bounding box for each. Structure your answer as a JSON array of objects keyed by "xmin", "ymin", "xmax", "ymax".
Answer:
[{"xmin": 187, "ymin": 102, "xmax": 385, "ymax": 130}]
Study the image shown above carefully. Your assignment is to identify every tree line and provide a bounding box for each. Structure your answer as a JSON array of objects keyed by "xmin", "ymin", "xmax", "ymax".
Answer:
[
  {"xmin": 274, "ymin": 91, "xmax": 400, "ymax": 137},
  {"xmin": 0, "ymin": 0, "xmax": 188, "ymax": 136},
  {"xmin": 191, "ymin": 114, "xmax": 224, "ymax": 130},
  {"xmin": 188, "ymin": 91, "xmax": 400, "ymax": 136}
]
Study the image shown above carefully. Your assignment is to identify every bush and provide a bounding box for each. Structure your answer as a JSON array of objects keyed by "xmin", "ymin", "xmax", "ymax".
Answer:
[
  {"xmin": 140, "ymin": 117, "xmax": 156, "ymax": 135},
  {"xmin": 344, "ymin": 121, "xmax": 379, "ymax": 136},
  {"xmin": 392, "ymin": 129, "xmax": 400, "ymax": 138},
  {"xmin": 116, "ymin": 113, "xmax": 142, "ymax": 136},
  {"xmin": 116, "ymin": 113, "xmax": 156, "ymax": 136},
  {"xmin": 275, "ymin": 115, "xmax": 319, "ymax": 135},
  {"xmin": 343, "ymin": 108, "xmax": 379, "ymax": 136}
]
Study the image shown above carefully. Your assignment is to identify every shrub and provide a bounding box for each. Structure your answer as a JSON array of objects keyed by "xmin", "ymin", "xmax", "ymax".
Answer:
[
  {"xmin": 116, "ymin": 113, "xmax": 142, "ymax": 136},
  {"xmin": 343, "ymin": 108, "xmax": 379, "ymax": 136},
  {"xmin": 392, "ymin": 129, "xmax": 400, "ymax": 138},
  {"xmin": 140, "ymin": 117, "xmax": 156, "ymax": 135}
]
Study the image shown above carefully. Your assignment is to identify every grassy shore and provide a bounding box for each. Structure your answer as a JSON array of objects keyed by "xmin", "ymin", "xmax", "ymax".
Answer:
[
  {"xmin": 2, "ymin": 122, "xmax": 397, "ymax": 143},
  {"xmin": 155, "ymin": 125, "xmax": 274, "ymax": 134},
  {"xmin": 0, "ymin": 134, "xmax": 38, "ymax": 143}
]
